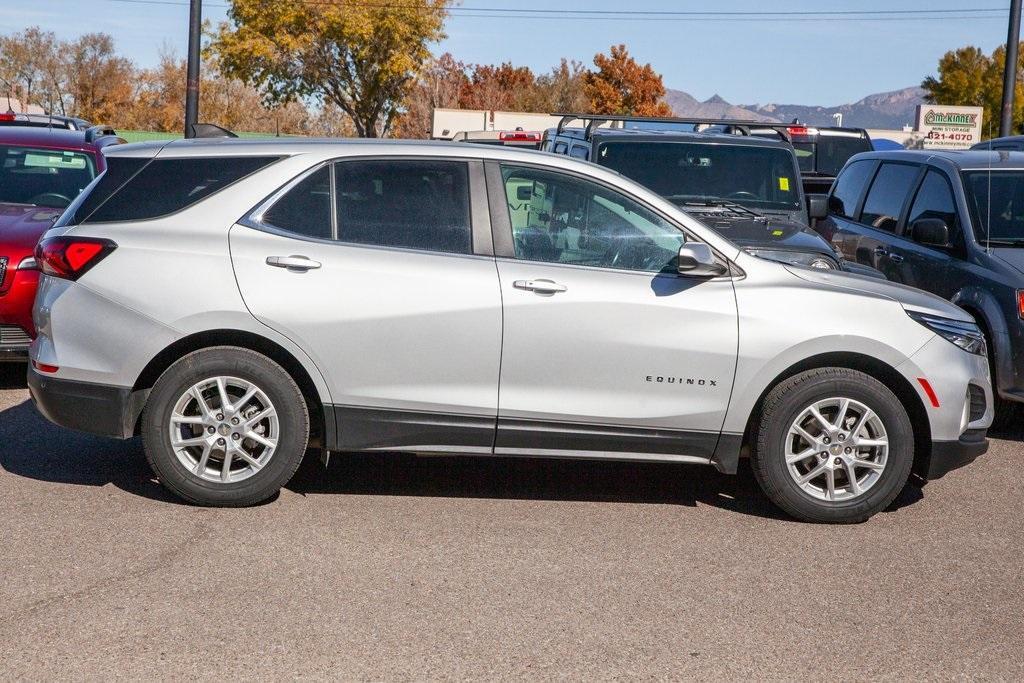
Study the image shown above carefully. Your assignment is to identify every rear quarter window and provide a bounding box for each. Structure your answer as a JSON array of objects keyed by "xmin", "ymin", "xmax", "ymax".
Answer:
[{"xmin": 79, "ymin": 156, "xmax": 280, "ymax": 224}]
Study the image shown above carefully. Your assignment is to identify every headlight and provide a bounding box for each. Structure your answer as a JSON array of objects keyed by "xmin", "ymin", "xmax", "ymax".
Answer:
[
  {"xmin": 907, "ymin": 311, "xmax": 987, "ymax": 356},
  {"xmin": 745, "ymin": 248, "xmax": 837, "ymax": 270}
]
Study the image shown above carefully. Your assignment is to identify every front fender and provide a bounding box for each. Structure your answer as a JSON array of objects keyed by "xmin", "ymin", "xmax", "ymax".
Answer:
[{"xmin": 951, "ymin": 286, "xmax": 1013, "ymax": 396}]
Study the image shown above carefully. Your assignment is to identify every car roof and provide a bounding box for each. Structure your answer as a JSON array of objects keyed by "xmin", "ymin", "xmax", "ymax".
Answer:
[
  {"xmin": 846, "ymin": 148, "xmax": 1024, "ymax": 171},
  {"xmin": 0, "ymin": 125, "xmax": 116, "ymax": 152},
  {"xmin": 548, "ymin": 126, "xmax": 791, "ymax": 149}
]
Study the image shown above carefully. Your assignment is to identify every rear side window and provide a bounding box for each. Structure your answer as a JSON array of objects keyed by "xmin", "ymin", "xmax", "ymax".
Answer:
[
  {"xmin": 828, "ymin": 159, "xmax": 874, "ymax": 219},
  {"xmin": 56, "ymin": 156, "xmax": 147, "ymax": 227},
  {"xmin": 553, "ymin": 141, "xmax": 568, "ymax": 154},
  {"xmin": 262, "ymin": 166, "xmax": 332, "ymax": 240},
  {"xmin": 569, "ymin": 145, "xmax": 589, "ymax": 160},
  {"xmin": 334, "ymin": 159, "xmax": 471, "ymax": 254},
  {"xmin": 83, "ymin": 156, "xmax": 279, "ymax": 223},
  {"xmin": 859, "ymin": 163, "xmax": 920, "ymax": 232}
]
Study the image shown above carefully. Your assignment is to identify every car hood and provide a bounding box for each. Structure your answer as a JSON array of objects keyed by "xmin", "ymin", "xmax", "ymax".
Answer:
[
  {"xmin": 784, "ymin": 265, "xmax": 976, "ymax": 322},
  {"xmin": 0, "ymin": 203, "xmax": 61, "ymax": 251},
  {"xmin": 991, "ymin": 247, "xmax": 1024, "ymax": 275},
  {"xmin": 686, "ymin": 212, "xmax": 831, "ymax": 254}
]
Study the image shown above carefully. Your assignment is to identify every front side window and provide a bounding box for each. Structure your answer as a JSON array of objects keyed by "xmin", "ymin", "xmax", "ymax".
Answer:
[
  {"xmin": 595, "ymin": 141, "xmax": 800, "ymax": 212},
  {"xmin": 84, "ymin": 156, "xmax": 280, "ymax": 223},
  {"xmin": 859, "ymin": 163, "xmax": 920, "ymax": 232},
  {"xmin": 334, "ymin": 159, "xmax": 471, "ymax": 254},
  {"xmin": 0, "ymin": 145, "xmax": 96, "ymax": 208},
  {"xmin": 964, "ymin": 170, "xmax": 1024, "ymax": 244},
  {"xmin": 500, "ymin": 164, "xmax": 684, "ymax": 273},
  {"xmin": 907, "ymin": 170, "xmax": 959, "ymax": 241}
]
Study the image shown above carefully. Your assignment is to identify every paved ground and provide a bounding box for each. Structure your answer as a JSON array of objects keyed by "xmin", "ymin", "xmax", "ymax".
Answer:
[{"xmin": 0, "ymin": 364, "xmax": 1021, "ymax": 680}]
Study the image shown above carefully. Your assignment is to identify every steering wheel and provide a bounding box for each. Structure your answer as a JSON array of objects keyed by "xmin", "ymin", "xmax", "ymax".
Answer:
[
  {"xmin": 727, "ymin": 191, "xmax": 758, "ymax": 201},
  {"xmin": 28, "ymin": 192, "xmax": 71, "ymax": 208}
]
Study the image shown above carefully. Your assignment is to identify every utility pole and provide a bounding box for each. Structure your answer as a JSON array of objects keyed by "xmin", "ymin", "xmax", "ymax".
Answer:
[
  {"xmin": 184, "ymin": 0, "xmax": 202, "ymax": 138},
  {"xmin": 1000, "ymin": 0, "xmax": 1022, "ymax": 137}
]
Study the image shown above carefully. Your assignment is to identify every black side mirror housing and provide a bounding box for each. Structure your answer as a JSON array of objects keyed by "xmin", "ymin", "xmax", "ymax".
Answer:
[
  {"xmin": 911, "ymin": 218, "xmax": 949, "ymax": 247},
  {"xmin": 807, "ymin": 193, "xmax": 828, "ymax": 220}
]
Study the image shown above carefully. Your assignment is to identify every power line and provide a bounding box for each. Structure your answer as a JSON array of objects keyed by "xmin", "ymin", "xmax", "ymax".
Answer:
[{"xmin": 101, "ymin": 0, "xmax": 1009, "ymax": 21}]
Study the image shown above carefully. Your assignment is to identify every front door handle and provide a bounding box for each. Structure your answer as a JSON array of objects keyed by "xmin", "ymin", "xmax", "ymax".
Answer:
[
  {"xmin": 266, "ymin": 255, "xmax": 321, "ymax": 271},
  {"xmin": 513, "ymin": 278, "xmax": 567, "ymax": 294},
  {"xmin": 888, "ymin": 253, "xmax": 905, "ymax": 263},
  {"xmin": 873, "ymin": 246, "xmax": 889, "ymax": 256}
]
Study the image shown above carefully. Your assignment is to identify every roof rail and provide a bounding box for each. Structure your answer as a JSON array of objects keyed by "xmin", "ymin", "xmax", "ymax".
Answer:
[
  {"xmin": 83, "ymin": 124, "xmax": 118, "ymax": 142},
  {"xmin": 549, "ymin": 112, "xmax": 806, "ymax": 141}
]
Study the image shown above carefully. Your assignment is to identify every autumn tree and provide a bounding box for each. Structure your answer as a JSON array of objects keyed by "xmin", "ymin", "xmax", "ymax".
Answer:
[
  {"xmin": 530, "ymin": 59, "xmax": 589, "ymax": 113},
  {"xmin": 393, "ymin": 52, "xmax": 466, "ymax": 138},
  {"xmin": 0, "ymin": 28, "xmax": 68, "ymax": 113},
  {"xmin": 212, "ymin": 0, "xmax": 450, "ymax": 137},
  {"xmin": 62, "ymin": 33, "xmax": 136, "ymax": 123},
  {"xmin": 922, "ymin": 43, "xmax": 1024, "ymax": 136},
  {"xmin": 584, "ymin": 44, "xmax": 671, "ymax": 117}
]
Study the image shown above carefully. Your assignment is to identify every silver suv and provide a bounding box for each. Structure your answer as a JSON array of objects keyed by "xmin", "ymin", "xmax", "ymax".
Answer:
[{"xmin": 28, "ymin": 139, "xmax": 992, "ymax": 522}]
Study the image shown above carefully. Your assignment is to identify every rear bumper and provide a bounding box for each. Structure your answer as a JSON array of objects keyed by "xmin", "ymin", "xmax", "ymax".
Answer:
[
  {"xmin": 27, "ymin": 367, "xmax": 141, "ymax": 439},
  {"xmin": 926, "ymin": 429, "xmax": 988, "ymax": 480}
]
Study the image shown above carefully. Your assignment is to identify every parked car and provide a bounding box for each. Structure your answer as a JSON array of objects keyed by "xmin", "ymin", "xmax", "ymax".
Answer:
[
  {"xmin": 452, "ymin": 128, "xmax": 543, "ymax": 149},
  {"xmin": 816, "ymin": 148, "xmax": 1024, "ymax": 420},
  {"xmin": 0, "ymin": 112, "xmax": 94, "ymax": 131},
  {"xmin": 0, "ymin": 124, "xmax": 123, "ymax": 359},
  {"xmin": 543, "ymin": 115, "xmax": 880, "ymax": 277},
  {"xmin": 750, "ymin": 123, "xmax": 873, "ymax": 196},
  {"xmin": 971, "ymin": 135, "xmax": 1024, "ymax": 152},
  {"xmin": 29, "ymin": 139, "xmax": 991, "ymax": 522}
]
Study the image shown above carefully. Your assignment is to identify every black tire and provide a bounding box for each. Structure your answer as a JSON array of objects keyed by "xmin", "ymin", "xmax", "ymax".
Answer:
[
  {"xmin": 750, "ymin": 367, "xmax": 914, "ymax": 524},
  {"xmin": 981, "ymin": 330, "xmax": 1019, "ymax": 431},
  {"xmin": 141, "ymin": 346, "xmax": 309, "ymax": 507}
]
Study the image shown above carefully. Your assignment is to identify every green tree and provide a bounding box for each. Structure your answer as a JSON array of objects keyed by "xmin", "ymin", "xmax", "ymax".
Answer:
[
  {"xmin": 922, "ymin": 43, "xmax": 1024, "ymax": 137},
  {"xmin": 212, "ymin": 0, "xmax": 450, "ymax": 137}
]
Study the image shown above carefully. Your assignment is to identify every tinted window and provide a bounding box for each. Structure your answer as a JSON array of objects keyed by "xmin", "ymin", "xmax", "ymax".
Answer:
[
  {"xmin": 569, "ymin": 145, "xmax": 589, "ymax": 159},
  {"xmin": 859, "ymin": 163, "xmax": 920, "ymax": 231},
  {"xmin": 56, "ymin": 156, "xmax": 147, "ymax": 227},
  {"xmin": 964, "ymin": 170, "xmax": 1024, "ymax": 242},
  {"xmin": 828, "ymin": 159, "xmax": 874, "ymax": 219},
  {"xmin": 0, "ymin": 145, "xmax": 97, "ymax": 208},
  {"xmin": 907, "ymin": 170, "xmax": 959, "ymax": 240},
  {"xmin": 813, "ymin": 135, "xmax": 873, "ymax": 176},
  {"xmin": 84, "ymin": 156, "xmax": 279, "ymax": 223},
  {"xmin": 334, "ymin": 160, "xmax": 471, "ymax": 254},
  {"xmin": 500, "ymin": 164, "xmax": 684, "ymax": 273},
  {"xmin": 595, "ymin": 141, "xmax": 800, "ymax": 212},
  {"xmin": 262, "ymin": 166, "xmax": 332, "ymax": 239},
  {"xmin": 553, "ymin": 142, "xmax": 568, "ymax": 154}
]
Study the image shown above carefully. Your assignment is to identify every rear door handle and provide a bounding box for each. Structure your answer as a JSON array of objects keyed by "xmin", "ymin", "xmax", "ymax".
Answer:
[
  {"xmin": 266, "ymin": 255, "xmax": 321, "ymax": 271},
  {"xmin": 513, "ymin": 278, "xmax": 567, "ymax": 294},
  {"xmin": 888, "ymin": 253, "xmax": 905, "ymax": 263},
  {"xmin": 873, "ymin": 246, "xmax": 888, "ymax": 256}
]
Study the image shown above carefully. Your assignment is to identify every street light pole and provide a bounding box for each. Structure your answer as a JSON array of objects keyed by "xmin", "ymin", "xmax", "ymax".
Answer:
[
  {"xmin": 184, "ymin": 0, "xmax": 202, "ymax": 138},
  {"xmin": 1000, "ymin": 0, "xmax": 1022, "ymax": 137}
]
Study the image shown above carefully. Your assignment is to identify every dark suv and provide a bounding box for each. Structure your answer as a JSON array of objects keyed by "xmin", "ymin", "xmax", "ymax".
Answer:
[
  {"xmin": 543, "ymin": 115, "xmax": 879, "ymax": 274},
  {"xmin": 818, "ymin": 149, "xmax": 1024, "ymax": 416}
]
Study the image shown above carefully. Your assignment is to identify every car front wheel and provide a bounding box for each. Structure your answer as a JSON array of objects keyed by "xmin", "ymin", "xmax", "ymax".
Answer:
[
  {"xmin": 750, "ymin": 367, "xmax": 914, "ymax": 523},
  {"xmin": 141, "ymin": 346, "xmax": 310, "ymax": 506}
]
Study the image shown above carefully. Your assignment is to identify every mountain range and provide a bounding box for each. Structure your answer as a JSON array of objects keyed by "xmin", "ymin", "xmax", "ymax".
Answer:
[{"xmin": 663, "ymin": 86, "xmax": 926, "ymax": 129}]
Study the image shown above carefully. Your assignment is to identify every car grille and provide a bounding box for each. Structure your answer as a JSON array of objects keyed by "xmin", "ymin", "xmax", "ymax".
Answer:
[
  {"xmin": 0, "ymin": 325, "xmax": 31, "ymax": 347},
  {"xmin": 0, "ymin": 256, "xmax": 7, "ymax": 288},
  {"xmin": 968, "ymin": 384, "xmax": 986, "ymax": 422}
]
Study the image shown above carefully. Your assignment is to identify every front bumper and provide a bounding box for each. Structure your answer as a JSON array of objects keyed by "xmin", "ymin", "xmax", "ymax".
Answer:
[
  {"xmin": 28, "ymin": 367, "xmax": 142, "ymax": 439},
  {"xmin": 926, "ymin": 429, "xmax": 988, "ymax": 479}
]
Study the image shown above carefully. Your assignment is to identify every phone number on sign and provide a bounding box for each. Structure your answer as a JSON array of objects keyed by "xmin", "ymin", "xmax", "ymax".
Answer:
[{"xmin": 926, "ymin": 131, "xmax": 975, "ymax": 141}]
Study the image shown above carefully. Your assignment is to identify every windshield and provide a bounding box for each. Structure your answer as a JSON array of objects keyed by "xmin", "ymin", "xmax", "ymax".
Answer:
[
  {"xmin": 0, "ymin": 145, "xmax": 97, "ymax": 208},
  {"xmin": 794, "ymin": 135, "xmax": 872, "ymax": 177},
  {"xmin": 964, "ymin": 170, "xmax": 1024, "ymax": 243},
  {"xmin": 596, "ymin": 140, "xmax": 801, "ymax": 212}
]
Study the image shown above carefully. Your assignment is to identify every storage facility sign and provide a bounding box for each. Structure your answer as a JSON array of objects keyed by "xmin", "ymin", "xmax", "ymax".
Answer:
[{"xmin": 916, "ymin": 105, "xmax": 983, "ymax": 149}]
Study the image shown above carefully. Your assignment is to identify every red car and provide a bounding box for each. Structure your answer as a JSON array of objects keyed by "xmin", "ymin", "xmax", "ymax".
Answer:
[{"xmin": 0, "ymin": 125, "xmax": 123, "ymax": 359}]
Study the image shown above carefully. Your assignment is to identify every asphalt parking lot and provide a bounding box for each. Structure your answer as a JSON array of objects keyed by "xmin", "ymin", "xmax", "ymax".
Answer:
[{"xmin": 0, "ymin": 363, "xmax": 1021, "ymax": 680}]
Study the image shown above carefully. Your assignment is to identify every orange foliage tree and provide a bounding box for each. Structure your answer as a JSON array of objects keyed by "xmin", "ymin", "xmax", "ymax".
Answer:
[{"xmin": 583, "ymin": 44, "xmax": 671, "ymax": 117}]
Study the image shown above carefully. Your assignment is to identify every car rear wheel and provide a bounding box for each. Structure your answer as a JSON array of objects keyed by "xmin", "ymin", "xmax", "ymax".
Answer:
[
  {"xmin": 750, "ymin": 368, "xmax": 914, "ymax": 523},
  {"xmin": 142, "ymin": 347, "xmax": 309, "ymax": 506}
]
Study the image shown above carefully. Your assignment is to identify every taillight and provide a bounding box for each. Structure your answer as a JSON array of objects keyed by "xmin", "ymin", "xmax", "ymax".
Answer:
[
  {"xmin": 1017, "ymin": 290, "xmax": 1024, "ymax": 319},
  {"xmin": 0, "ymin": 113, "xmax": 15, "ymax": 122},
  {"xmin": 34, "ymin": 237, "xmax": 116, "ymax": 280}
]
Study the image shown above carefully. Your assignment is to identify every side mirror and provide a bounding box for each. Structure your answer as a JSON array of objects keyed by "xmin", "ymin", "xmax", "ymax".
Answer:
[
  {"xmin": 516, "ymin": 185, "xmax": 532, "ymax": 201},
  {"xmin": 807, "ymin": 193, "xmax": 828, "ymax": 220},
  {"xmin": 677, "ymin": 243, "xmax": 727, "ymax": 277},
  {"xmin": 910, "ymin": 218, "xmax": 949, "ymax": 247}
]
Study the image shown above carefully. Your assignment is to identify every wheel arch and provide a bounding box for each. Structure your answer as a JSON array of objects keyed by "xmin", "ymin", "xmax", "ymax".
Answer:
[
  {"xmin": 739, "ymin": 351, "xmax": 932, "ymax": 478},
  {"xmin": 952, "ymin": 287, "xmax": 1009, "ymax": 396},
  {"xmin": 129, "ymin": 329, "xmax": 331, "ymax": 447}
]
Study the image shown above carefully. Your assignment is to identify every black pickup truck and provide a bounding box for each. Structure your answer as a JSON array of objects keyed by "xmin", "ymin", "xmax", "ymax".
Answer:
[{"xmin": 542, "ymin": 113, "xmax": 880, "ymax": 276}]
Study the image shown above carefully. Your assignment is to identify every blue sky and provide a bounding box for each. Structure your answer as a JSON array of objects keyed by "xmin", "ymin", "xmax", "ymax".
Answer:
[{"xmin": 0, "ymin": 1, "xmax": 1012, "ymax": 105}]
